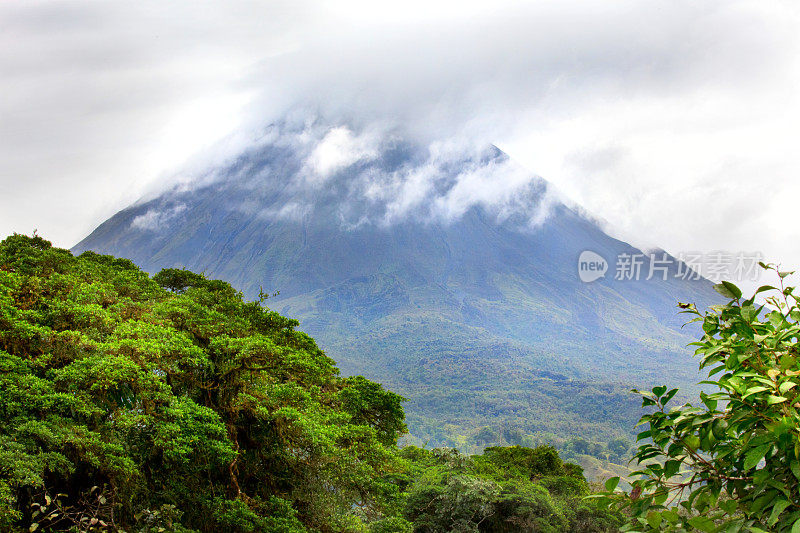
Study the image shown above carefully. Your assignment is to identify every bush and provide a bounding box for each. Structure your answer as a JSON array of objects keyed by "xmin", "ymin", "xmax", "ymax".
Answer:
[{"xmin": 595, "ymin": 265, "xmax": 800, "ymax": 531}]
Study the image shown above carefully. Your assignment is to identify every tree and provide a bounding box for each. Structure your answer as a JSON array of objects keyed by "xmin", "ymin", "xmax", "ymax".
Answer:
[
  {"xmin": 0, "ymin": 234, "xmax": 406, "ymax": 532},
  {"xmin": 595, "ymin": 265, "xmax": 800, "ymax": 531},
  {"xmin": 402, "ymin": 445, "xmax": 622, "ymax": 532}
]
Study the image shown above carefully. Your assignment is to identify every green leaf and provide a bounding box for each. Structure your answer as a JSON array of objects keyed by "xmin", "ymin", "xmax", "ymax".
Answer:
[
  {"xmin": 719, "ymin": 499, "xmax": 738, "ymax": 514},
  {"xmin": 792, "ymin": 518, "xmax": 800, "ymax": 533},
  {"xmin": 700, "ymin": 393, "xmax": 718, "ymax": 410},
  {"xmin": 604, "ymin": 476, "xmax": 620, "ymax": 491},
  {"xmin": 769, "ymin": 311, "xmax": 785, "ymax": 329},
  {"xmin": 664, "ymin": 459, "xmax": 681, "ymax": 478},
  {"xmin": 744, "ymin": 445, "xmax": 770, "ymax": 470},
  {"xmin": 646, "ymin": 511, "xmax": 662, "ymax": 529},
  {"xmin": 767, "ymin": 395, "xmax": 788, "ymax": 405},
  {"xmin": 743, "ymin": 386, "xmax": 770, "ymax": 399},
  {"xmin": 684, "ymin": 435, "xmax": 701, "ymax": 450},
  {"xmin": 754, "ymin": 284, "xmax": 777, "ymax": 295},
  {"xmin": 662, "ymin": 388, "xmax": 679, "ymax": 405},
  {"xmin": 688, "ymin": 516, "xmax": 717, "ymax": 532},
  {"xmin": 712, "ymin": 418, "xmax": 729, "ymax": 439},
  {"xmin": 791, "ymin": 460, "xmax": 800, "ymax": 481},
  {"xmin": 768, "ymin": 498, "xmax": 791, "ymax": 526},
  {"xmin": 715, "ymin": 281, "xmax": 742, "ymax": 299}
]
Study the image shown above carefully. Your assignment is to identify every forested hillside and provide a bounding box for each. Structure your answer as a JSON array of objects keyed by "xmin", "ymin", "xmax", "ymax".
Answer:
[{"xmin": 0, "ymin": 234, "xmax": 620, "ymax": 532}]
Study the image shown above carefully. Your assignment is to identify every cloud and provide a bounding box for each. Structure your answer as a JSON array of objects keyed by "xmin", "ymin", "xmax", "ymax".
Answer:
[
  {"xmin": 1, "ymin": 0, "xmax": 799, "ymax": 293},
  {"xmin": 303, "ymin": 126, "xmax": 379, "ymax": 183},
  {"xmin": 131, "ymin": 203, "xmax": 186, "ymax": 231},
  {"xmin": 241, "ymin": 0, "xmax": 798, "ymax": 143},
  {"xmin": 429, "ymin": 155, "xmax": 542, "ymax": 223},
  {"xmin": 359, "ymin": 141, "xmax": 553, "ymax": 227},
  {"xmin": 258, "ymin": 201, "xmax": 312, "ymax": 222},
  {"xmin": 186, "ymin": 118, "xmax": 556, "ymax": 230}
]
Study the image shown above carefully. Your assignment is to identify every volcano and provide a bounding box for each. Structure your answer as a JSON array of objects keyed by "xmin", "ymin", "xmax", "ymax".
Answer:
[{"xmin": 74, "ymin": 118, "xmax": 719, "ymax": 447}]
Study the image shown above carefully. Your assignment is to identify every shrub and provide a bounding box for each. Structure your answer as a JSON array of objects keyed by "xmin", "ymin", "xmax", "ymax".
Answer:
[{"xmin": 594, "ymin": 265, "xmax": 800, "ymax": 531}]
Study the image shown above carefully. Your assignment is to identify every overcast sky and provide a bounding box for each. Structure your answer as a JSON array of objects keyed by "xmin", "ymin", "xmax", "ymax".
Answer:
[{"xmin": 1, "ymin": 0, "xmax": 799, "ymax": 289}]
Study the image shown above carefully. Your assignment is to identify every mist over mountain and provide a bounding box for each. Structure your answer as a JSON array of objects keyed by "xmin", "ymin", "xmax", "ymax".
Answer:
[{"xmin": 74, "ymin": 117, "xmax": 720, "ymax": 448}]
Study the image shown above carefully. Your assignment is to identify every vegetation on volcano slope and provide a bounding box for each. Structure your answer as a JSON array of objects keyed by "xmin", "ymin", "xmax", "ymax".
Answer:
[
  {"xmin": 275, "ymin": 272, "xmax": 696, "ymax": 457},
  {"xmin": 0, "ymin": 234, "xmax": 620, "ymax": 532}
]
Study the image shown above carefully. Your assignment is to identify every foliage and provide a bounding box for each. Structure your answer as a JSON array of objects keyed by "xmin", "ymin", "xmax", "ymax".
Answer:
[
  {"xmin": 594, "ymin": 265, "xmax": 800, "ymax": 531},
  {"xmin": 0, "ymin": 234, "xmax": 406, "ymax": 532},
  {"xmin": 404, "ymin": 379, "xmax": 643, "ymax": 457},
  {"xmin": 341, "ymin": 376, "xmax": 407, "ymax": 446},
  {"xmin": 0, "ymin": 233, "xmax": 621, "ymax": 532},
  {"xmin": 399, "ymin": 446, "xmax": 622, "ymax": 532}
]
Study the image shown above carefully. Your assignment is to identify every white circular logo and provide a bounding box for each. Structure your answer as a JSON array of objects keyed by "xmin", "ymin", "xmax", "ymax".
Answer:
[{"xmin": 578, "ymin": 251, "xmax": 608, "ymax": 283}]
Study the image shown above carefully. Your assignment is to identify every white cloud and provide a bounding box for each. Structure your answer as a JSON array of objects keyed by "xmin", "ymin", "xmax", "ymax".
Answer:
[
  {"xmin": 303, "ymin": 126, "xmax": 379, "ymax": 183},
  {"xmin": 261, "ymin": 128, "xmax": 556, "ymax": 228},
  {"xmin": 259, "ymin": 201, "xmax": 311, "ymax": 222},
  {"xmin": 131, "ymin": 204, "xmax": 186, "ymax": 231},
  {"xmin": 381, "ymin": 164, "xmax": 439, "ymax": 223},
  {"xmin": 430, "ymin": 156, "xmax": 541, "ymax": 224},
  {"xmin": 0, "ymin": 0, "xmax": 798, "ymax": 292}
]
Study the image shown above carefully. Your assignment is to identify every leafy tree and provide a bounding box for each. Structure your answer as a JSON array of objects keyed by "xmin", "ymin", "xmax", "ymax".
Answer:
[
  {"xmin": 152, "ymin": 267, "xmax": 235, "ymax": 295},
  {"xmin": 595, "ymin": 265, "xmax": 800, "ymax": 531},
  {"xmin": 340, "ymin": 375, "xmax": 406, "ymax": 446},
  {"xmin": 402, "ymin": 446, "xmax": 621, "ymax": 532},
  {"xmin": 0, "ymin": 234, "xmax": 406, "ymax": 532}
]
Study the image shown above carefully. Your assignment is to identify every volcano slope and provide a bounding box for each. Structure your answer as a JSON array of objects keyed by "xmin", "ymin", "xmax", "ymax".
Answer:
[{"xmin": 74, "ymin": 120, "xmax": 720, "ymax": 449}]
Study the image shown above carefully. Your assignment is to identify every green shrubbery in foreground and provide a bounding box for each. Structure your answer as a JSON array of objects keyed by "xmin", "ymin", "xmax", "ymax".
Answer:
[
  {"xmin": 595, "ymin": 269, "xmax": 800, "ymax": 531},
  {"xmin": 0, "ymin": 234, "xmax": 618, "ymax": 532}
]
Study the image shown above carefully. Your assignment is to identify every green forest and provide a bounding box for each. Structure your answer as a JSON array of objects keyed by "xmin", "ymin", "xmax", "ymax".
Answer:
[
  {"xmin": 0, "ymin": 235, "xmax": 619, "ymax": 531},
  {"xmin": 3, "ymin": 233, "xmax": 800, "ymax": 532}
]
